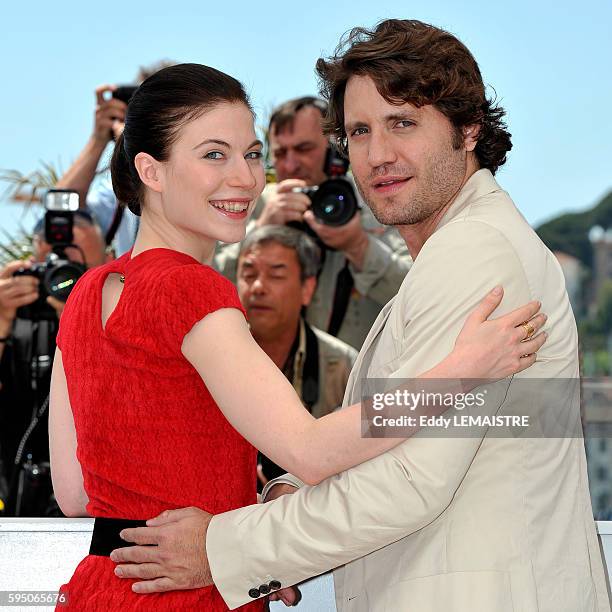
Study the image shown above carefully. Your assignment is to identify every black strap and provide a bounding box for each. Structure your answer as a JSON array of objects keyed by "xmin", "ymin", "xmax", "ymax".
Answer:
[
  {"xmin": 327, "ymin": 262, "xmax": 354, "ymax": 337},
  {"xmin": 104, "ymin": 204, "xmax": 125, "ymax": 247},
  {"xmin": 256, "ymin": 322, "xmax": 321, "ymax": 489},
  {"xmin": 301, "ymin": 322, "xmax": 320, "ymax": 410},
  {"xmin": 280, "ymin": 324, "xmax": 301, "ymax": 381},
  {"xmin": 89, "ymin": 517, "xmax": 148, "ymax": 556}
]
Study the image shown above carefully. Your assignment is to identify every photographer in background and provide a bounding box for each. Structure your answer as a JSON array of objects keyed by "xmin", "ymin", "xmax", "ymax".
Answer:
[
  {"xmin": 215, "ymin": 96, "xmax": 412, "ymax": 349},
  {"xmin": 55, "ymin": 61, "xmax": 174, "ymax": 255},
  {"xmin": 236, "ymin": 226, "xmax": 357, "ymax": 489},
  {"xmin": 0, "ymin": 201, "xmax": 111, "ymax": 515}
]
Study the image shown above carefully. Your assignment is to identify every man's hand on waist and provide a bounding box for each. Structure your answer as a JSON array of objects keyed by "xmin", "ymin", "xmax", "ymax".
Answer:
[{"xmin": 110, "ymin": 506, "xmax": 213, "ymax": 593}]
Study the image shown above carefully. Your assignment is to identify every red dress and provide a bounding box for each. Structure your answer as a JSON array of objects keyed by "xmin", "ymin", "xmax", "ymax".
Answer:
[{"xmin": 56, "ymin": 248, "xmax": 262, "ymax": 611}]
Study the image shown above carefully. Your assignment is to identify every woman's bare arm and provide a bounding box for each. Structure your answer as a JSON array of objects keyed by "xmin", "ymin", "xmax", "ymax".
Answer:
[
  {"xmin": 49, "ymin": 348, "xmax": 89, "ymax": 517},
  {"xmin": 182, "ymin": 287, "xmax": 547, "ymax": 486}
]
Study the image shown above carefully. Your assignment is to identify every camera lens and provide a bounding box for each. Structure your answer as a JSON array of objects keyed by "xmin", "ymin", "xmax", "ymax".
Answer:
[
  {"xmin": 319, "ymin": 194, "xmax": 347, "ymax": 224},
  {"xmin": 311, "ymin": 178, "xmax": 358, "ymax": 226},
  {"xmin": 44, "ymin": 262, "xmax": 85, "ymax": 302}
]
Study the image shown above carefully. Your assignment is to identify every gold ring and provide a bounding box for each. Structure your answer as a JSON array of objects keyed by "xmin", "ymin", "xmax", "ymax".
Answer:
[{"xmin": 521, "ymin": 321, "xmax": 535, "ymax": 341}]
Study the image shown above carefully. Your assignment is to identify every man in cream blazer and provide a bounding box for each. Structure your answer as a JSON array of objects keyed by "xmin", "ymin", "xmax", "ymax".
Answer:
[
  {"xmin": 206, "ymin": 21, "xmax": 611, "ymax": 608},
  {"xmin": 112, "ymin": 19, "xmax": 611, "ymax": 611},
  {"xmin": 203, "ymin": 167, "xmax": 609, "ymax": 611}
]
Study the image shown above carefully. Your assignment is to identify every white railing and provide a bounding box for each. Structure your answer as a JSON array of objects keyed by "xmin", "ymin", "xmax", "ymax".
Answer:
[{"xmin": 0, "ymin": 519, "xmax": 610, "ymax": 612}]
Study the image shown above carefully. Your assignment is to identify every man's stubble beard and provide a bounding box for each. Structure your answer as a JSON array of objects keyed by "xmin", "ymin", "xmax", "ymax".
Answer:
[{"xmin": 353, "ymin": 145, "xmax": 468, "ymax": 227}]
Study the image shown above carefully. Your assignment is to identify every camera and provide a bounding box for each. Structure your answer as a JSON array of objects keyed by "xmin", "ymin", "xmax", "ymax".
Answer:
[
  {"xmin": 13, "ymin": 190, "xmax": 86, "ymax": 321},
  {"xmin": 300, "ymin": 179, "xmax": 358, "ymax": 227},
  {"xmin": 112, "ymin": 84, "xmax": 138, "ymax": 104},
  {"xmin": 295, "ymin": 145, "xmax": 359, "ymax": 227}
]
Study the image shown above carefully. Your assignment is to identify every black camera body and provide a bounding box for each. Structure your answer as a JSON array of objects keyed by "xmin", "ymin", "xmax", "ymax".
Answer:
[
  {"xmin": 112, "ymin": 84, "xmax": 138, "ymax": 105},
  {"xmin": 288, "ymin": 145, "xmax": 360, "ymax": 248},
  {"xmin": 108, "ymin": 85, "xmax": 138, "ymax": 141},
  {"xmin": 14, "ymin": 256, "xmax": 85, "ymax": 321},
  {"xmin": 301, "ymin": 144, "xmax": 359, "ymax": 227},
  {"xmin": 301, "ymin": 178, "xmax": 358, "ymax": 227},
  {"xmin": 14, "ymin": 190, "xmax": 86, "ymax": 321}
]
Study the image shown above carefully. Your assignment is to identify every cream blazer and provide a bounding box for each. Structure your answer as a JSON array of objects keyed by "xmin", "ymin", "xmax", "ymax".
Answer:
[{"xmin": 207, "ymin": 169, "xmax": 611, "ymax": 611}]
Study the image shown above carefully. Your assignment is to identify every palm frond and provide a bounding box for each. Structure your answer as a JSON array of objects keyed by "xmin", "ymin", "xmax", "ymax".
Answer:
[
  {"xmin": 0, "ymin": 226, "xmax": 33, "ymax": 266},
  {"xmin": 0, "ymin": 159, "xmax": 64, "ymax": 211}
]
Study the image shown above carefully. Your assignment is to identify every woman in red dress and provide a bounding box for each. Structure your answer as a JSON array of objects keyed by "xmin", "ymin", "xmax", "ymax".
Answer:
[{"xmin": 48, "ymin": 64, "xmax": 546, "ymax": 610}]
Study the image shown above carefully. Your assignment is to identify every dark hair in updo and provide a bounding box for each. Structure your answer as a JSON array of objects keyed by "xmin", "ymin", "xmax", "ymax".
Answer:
[{"xmin": 111, "ymin": 63, "xmax": 252, "ymax": 215}]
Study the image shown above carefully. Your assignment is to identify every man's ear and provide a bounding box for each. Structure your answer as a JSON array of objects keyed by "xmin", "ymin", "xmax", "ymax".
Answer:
[
  {"xmin": 301, "ymin": 276, "xmax": 317, "ymax": 307},
  {"xmin": 134, "ymin": 152, "xmax": 163, "ymax": 194},
  {"xmin": 463, "ymin": 124, "xmax": 481, "ymax": 152}
]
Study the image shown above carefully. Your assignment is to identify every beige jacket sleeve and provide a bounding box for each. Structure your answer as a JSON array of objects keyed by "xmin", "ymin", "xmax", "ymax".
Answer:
[
  {"xmin": 207, "ymin": 220, "xmax": 532, "ymax": 609},
  {"xmin": 260, "ymin": 473, "xmax": 306, "ymax": 501}
]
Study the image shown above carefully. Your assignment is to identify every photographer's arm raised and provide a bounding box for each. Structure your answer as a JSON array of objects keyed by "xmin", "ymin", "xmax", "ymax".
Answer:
[
  {"xmin": 55, "ymin": 85, "xmax": 127, "ymax": 206},
  {"xmin": 55, "ymin": 139, "xmax": 107, "ymax": 207},
  {"xmin": 182, "ymin": 288, "xmax": 545, "ymax": 486}
]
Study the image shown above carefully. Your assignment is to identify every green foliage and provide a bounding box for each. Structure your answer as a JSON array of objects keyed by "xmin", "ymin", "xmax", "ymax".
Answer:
[
  {"xmin": 578, "ymin": 280, "xmax": 612, "ymax": 374},
  {"xmin": 594, "ymin": 350, "xmax": 611, "ymax": 376},
  {"xmin": 0, "ymin": 160, "xmax": 63, "ymax": 266},
  {"xmin": 594, "ymin": 281, "xmax": 612, "ymax": 334},
  {"xmin": 0, "ymin": 160, "xmax": 63, "ymax": 209},
  {"xmin": 536, "ymin": 190, "xmax": 612, "ymax": 267},
  {"xmin": 580, "ymin": 281, "xmax": 612, "ymax": 339},
  {"xmin": 0, "ymin": 226, "xmax": 33, "ymax": 266}
]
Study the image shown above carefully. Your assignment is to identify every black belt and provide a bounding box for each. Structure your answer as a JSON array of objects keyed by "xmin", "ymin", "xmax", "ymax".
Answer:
[{"xmin": 89, "ymin": 517, "xmax": 148, "ymax": 557}]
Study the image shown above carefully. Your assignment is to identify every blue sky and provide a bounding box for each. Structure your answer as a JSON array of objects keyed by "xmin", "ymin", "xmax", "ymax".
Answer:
[{"xmin": 1, "ymin": 0, "xmax": 611, "ymax": 238}]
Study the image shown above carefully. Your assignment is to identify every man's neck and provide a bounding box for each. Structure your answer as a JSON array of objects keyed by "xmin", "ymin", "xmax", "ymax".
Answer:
[
  {"xmin": 397, "ymin": 160, "xmax": 479, "ymax": 260},
  {"xmin": 254, "ymin": 320, "xmax": 300, "ymax": 370}
]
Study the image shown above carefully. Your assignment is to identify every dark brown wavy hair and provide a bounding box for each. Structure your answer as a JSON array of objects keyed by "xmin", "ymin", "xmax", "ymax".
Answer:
[{"xmin": 316, "ymin": 19, "xmax": 512, "ymax": 174}]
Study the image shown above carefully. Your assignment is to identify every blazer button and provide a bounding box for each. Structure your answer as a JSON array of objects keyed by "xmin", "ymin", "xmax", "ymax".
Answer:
[
  {"xmin": 248, "ymin": 588, "xmax": 260, "ymax": 598},
  {"xmin": 259, "ymin": 584, "xmax": 271, "ymax": 595},
  {"xmin": 269, "ymin": 580, "xmax": 282, "ymax": 590}
]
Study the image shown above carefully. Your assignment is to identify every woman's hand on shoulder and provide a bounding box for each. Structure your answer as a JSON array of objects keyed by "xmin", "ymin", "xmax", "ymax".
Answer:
[{"xmin": 451, "ymin": 286, "xmax": 547, "ymax": 381}]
